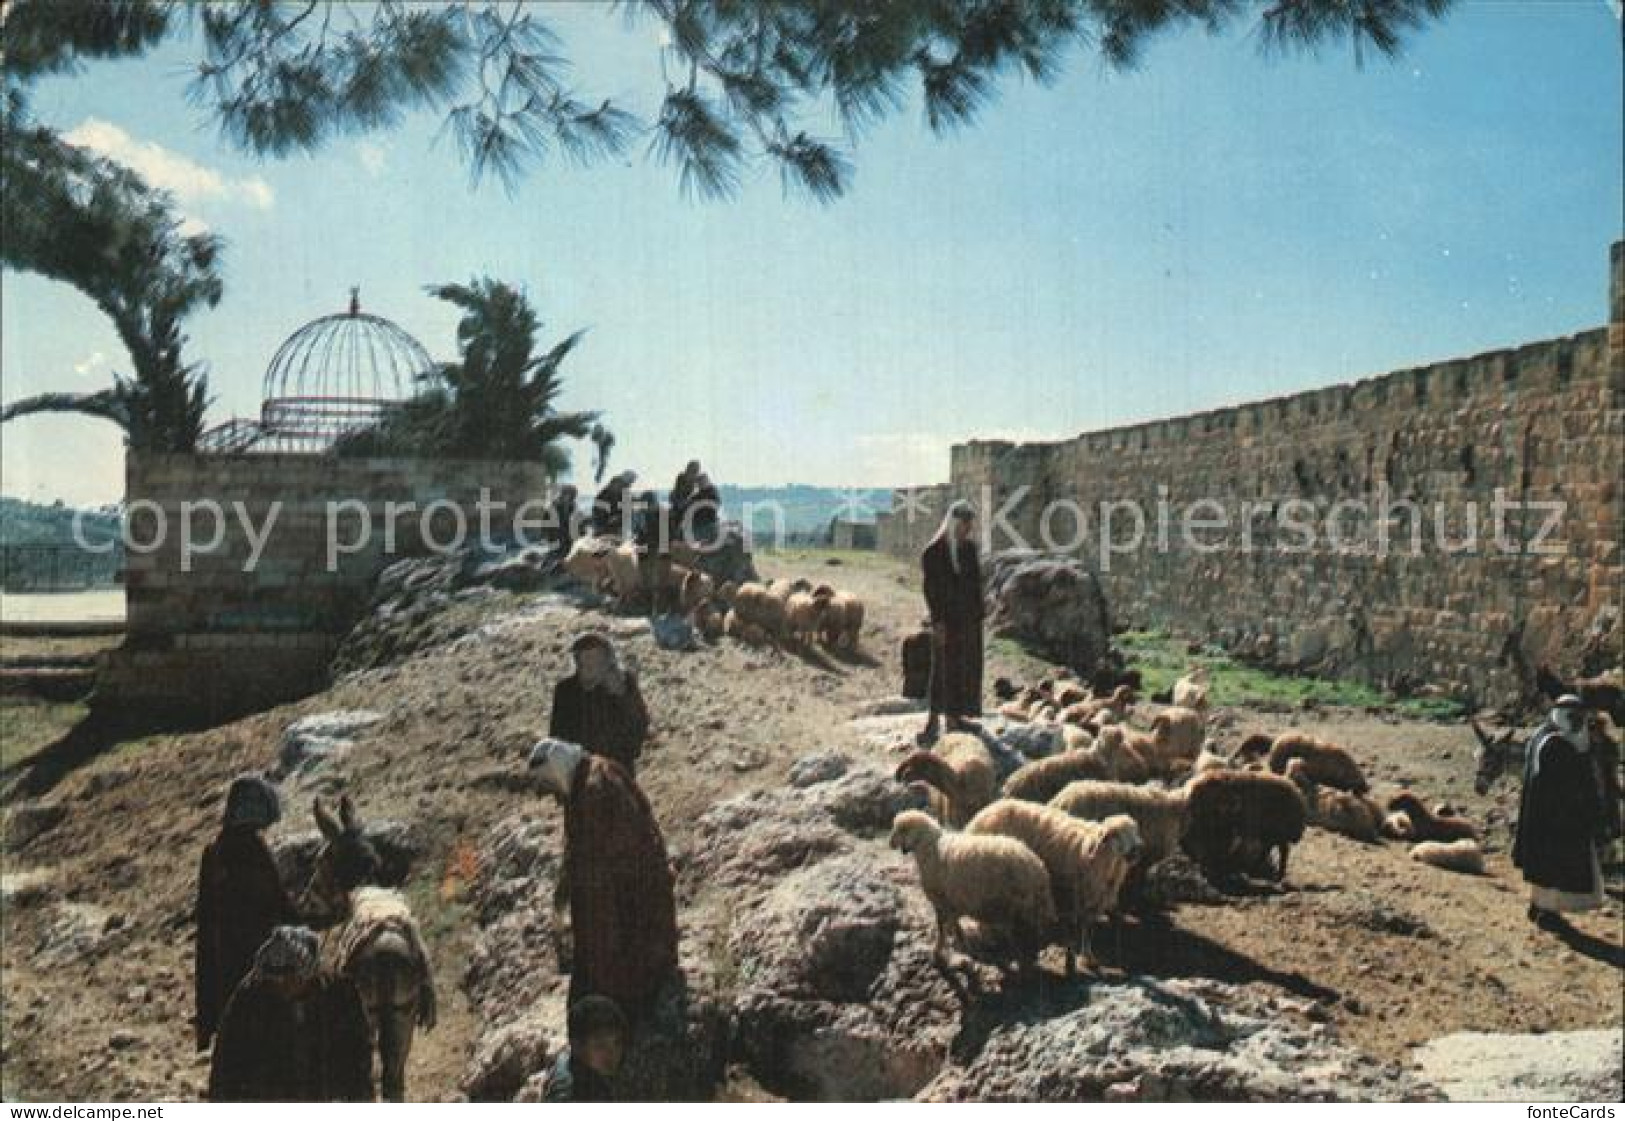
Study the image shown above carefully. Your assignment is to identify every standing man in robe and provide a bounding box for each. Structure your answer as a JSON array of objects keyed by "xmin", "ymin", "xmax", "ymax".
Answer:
[
  {"xmin": 528, "ymin": 738, "xmax": 679, "ymax": 1020},
  {"xmin": 919, "ymin": 500, "xmax": 985, "ymax": 744},
  {"xmin": 1514, "ymin": 694, "xmax": 1612, "ymax": 932}
]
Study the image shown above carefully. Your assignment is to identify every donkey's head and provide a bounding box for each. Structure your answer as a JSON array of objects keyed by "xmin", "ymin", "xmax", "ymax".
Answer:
[
  {"xmin": 1470, "ymin": 721, "xmax": 1520, "ymax": 796},
  {"xmin": 304, "ymin": 795, "xmax": 381, "ymax": 920}
]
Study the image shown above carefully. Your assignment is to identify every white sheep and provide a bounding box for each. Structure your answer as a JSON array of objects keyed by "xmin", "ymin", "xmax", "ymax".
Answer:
[
  {"xmin": 967, "ymin": 800, "xmax": 1143, "ymax": 974},
  {"xmin": 1409, "ymin": 838, "xmax": 1486, "ymax": 875},
  {"xmin": 1173, "ymin": 667, "xmax": 1211, "ymax": 711},
  {"xmin": 1050, "ymin": 780, "xmax": 1190, "ymax": 874},
  {"xmin": 1087, "ymin": 725, "xmax": 1153, "ymax": 783},
  {"xmin": 1146, "ymin": 706, "xmax": 1206, "ymax": 776},
  {"xmin": 889, "ymin": 809, "xmax": 1056, "ymax": 967}
]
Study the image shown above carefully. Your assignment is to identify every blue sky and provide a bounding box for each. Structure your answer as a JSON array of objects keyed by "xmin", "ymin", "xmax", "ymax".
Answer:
[{"xmin": 2, "ymin": 1, "xmax": 1620, "ymax": 507}]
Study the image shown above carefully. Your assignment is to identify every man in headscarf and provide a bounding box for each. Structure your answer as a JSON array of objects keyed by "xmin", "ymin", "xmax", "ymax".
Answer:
[
  {"xmin": 194, "ymin": 774, "xmax": 295, "ymax": 1052},
  {"xmin": 528, "ymin": 738, "xmax": 679, "ymax": 1020},
  {"xmin": 207, "ymin": 925, "xmax": 375, "ymax": 1102},
  {"xmin": 632, "ymin": 489, "xmax": 674, "ymax": 614},
  {"xmin": 919, "ymin": 500, "xmax": 984, "ymax": 743},
  {"xmin": 669, "ymin": 460, "xmax": 702, "ymax": 529},
  {"xmin": 1513, "ymin": 694, "xmax": 1612, "ymax": 932},
  {"xmin": 548, "ymin": 484, "xmax": 581, "ymax": 551},
  {"xmin": 592, "ymin": 471, "xmax": 638, "ymax": 537},
  {"xmin": 549, "ymin": 633, "xmax": 651, "ymax": 775},
  {"xmin": 686, "ymin": 472, "xmax": 722, "ymax": 543}
]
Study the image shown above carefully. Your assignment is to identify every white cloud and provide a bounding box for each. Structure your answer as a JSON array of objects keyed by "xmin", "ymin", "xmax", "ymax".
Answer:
[
  {"xmin": 64, "ymin": 118, "xmax": 275, "ymax": 211},
  {"xmin": 357, "ymin": 140, "xmax": 389, "ymax": 176}
]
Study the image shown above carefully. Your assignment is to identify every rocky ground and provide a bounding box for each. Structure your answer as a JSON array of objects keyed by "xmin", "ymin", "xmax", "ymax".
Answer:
[{"xmin": 2, "ymin": 547, "xmax": 1621, "ymax": 1101}]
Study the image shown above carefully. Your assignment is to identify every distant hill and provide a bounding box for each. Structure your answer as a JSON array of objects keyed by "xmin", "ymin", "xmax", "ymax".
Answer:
[
  {"xmin": 0, "ymin": 496, "xmax": 121, "ymax": 547},
  {"xmin": 0, "ymin": 496, "xmax": 123, "ymax": 589},
  {"xmin": 712, "ymin": 485, "xmax": 893, "ymax": 540}
]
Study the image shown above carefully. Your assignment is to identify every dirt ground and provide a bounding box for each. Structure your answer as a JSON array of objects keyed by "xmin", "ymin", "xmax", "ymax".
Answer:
[{"xmin": 2, "ymin": 547, "xmax": 1620, "ymax": 1100}]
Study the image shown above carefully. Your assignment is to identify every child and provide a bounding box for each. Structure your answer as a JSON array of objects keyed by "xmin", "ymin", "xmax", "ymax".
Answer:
[{"xmin": 542, "ymin": 995, "xmax": 630, "ymax": 1102}]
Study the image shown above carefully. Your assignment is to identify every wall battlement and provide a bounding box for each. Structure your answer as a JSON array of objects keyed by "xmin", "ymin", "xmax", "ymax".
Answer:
[{"xmin": 879, "ymin": 243, "xmax": 1624, "ymax": 704}]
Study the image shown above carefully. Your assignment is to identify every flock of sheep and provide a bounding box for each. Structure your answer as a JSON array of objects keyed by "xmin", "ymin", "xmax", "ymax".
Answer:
[
  {"xmin": 888, "ymin": 667, "xmax": 1489, "ymax": 976},
  {"xmin": 561, "ymin": 534, "xmax": 865, "ymax": 651}
]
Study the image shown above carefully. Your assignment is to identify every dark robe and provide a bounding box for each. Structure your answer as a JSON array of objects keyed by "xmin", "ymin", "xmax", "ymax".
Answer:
[
  {"xmin": 563, "ymin": 756, "xmax": 679, "ymax": 1019},
  {"xmin": 921, "ymin": 534, "xmax": 985, "ymax": 718},
  {"xmin": 1513, "ymin": 725, "xmax": 1608, "ymax": 894},
  {"xmin": 207, "ymin": 972, "xmax": 375, "ymax": 1102},
  {"xmin": 549, "ymin": 672, "xmax": 651, "ymax": 774},
  {"xmin": 687, "ymin": 483, "xmax": 721, "ymax": 541},
  {"xmin": 541, "ymin": 1048, "xmax": 616, "ymax": 1102},
  {"xmin": 194, "ymin": 826, "xmax": 295, "ymax": 1048},
  {"xmin": 669, "ymin": 473, "xmax": 696, "ymax": 531},
  {"xmin": 592, "ymin": 482, "xmax": 629, "ymax": 537},
  {"xmin": 549, "ymin": 495, "xmax": 580, "ymax": 551}
]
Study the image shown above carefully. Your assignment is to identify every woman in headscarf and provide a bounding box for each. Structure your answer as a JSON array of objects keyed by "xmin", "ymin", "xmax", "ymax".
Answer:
[
  {"xmin": 1513, "ymin": 694, "xmax": 1611, "ymax": 932},
  {"xmin": 919, "ymin": 500, "xmax": 984, "ymax": 743},
  {"xmin": 194, "ymin": 774, "xmax": 295, "ymax": 1052},
  {"xmin": 207, "ymin": 926, "xmax": 375, "ymax": 1102},
  {"xmin": 549, "ymin": 632, "xmax": 651, "ymax": 775}
]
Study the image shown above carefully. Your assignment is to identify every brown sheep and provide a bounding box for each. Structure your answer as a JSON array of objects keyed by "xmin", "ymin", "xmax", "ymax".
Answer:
[
  {"xmin": 1233, "ymin": 733, "xmax": 1274, "ymax": 765},
  {"xmin": 1267, "ymin": 732, "xmax": 1369, "ymax": 794},
  {"xmin": 783, "ymin": 591, "xmax": 824, "ymax": 645},
  {"xmin": 813, "ymin": 588, "xmax": 865, "ymax": 651},
  {"xmin": 1285, "ymin": 760, "xmax": 1383, "ymax": 843},
  {"xmin": 895, "ymin": 733, "xmax": 998, "ymax": 828},
  {"xmin": 1183, "ymin": 769, "xmax": 1307, "ymax": 882},
  {"xmin": 1383, "ymin": 792, "xmax": 1479, "ymax": 843},
  {"xmin": 1090, "ymin": 725, "xmax": 1153, "ymax": 784},
  {"xmin": 723, "ymin": 608, "xmax": 770, "ymax": 647},
  {"xmin": 690, "ymin": 598, "xmax": 725, "ymax": 642},
  {"xmin": 730, "ymin": 581, "xmax": 784, "ymax": 637}
]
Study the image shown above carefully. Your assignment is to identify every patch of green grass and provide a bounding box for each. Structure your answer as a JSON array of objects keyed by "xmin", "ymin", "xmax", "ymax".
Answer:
[
  {"xmin": 1116, "ymin": 629, "xmax": 1466, "ymax": 720},
  {"xmin": 987, "ymin": 635, "xmax": 1065, "ymax": 681},
  {"xmin": 0, "ymin": 699, "xmax": 87, "ymax": 771}
]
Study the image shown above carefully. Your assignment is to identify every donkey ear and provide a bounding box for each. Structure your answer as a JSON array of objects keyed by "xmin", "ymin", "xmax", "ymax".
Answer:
[
  {"xmin": 338, "ymin": 794, "xmax": 360, "ymax": 833},
  {"xmin": 314, "ymin": 798, "xmax": 342, "ymax": 841},
  {"xmin": 1468, "ymin": 720, "xmax": 1494, "ymax": 750}
]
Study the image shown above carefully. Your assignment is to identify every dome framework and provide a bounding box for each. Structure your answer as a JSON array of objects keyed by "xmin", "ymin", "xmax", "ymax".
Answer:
[{"xmin": 199, "ymin": 290, "xmax": 434, "ymax": 453}]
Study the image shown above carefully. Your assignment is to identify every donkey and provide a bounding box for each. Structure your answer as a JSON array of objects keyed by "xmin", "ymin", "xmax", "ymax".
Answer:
[
  {"xmin": 1470, "ymin": 720, "xmax": 1523, "ymax": 796},
  {"xmin": 302, "ymin": 796, "xmax": 436, "ymax": 1102}
]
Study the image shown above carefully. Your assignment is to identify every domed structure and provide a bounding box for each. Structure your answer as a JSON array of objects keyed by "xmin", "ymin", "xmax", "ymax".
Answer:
[{"xmin": 200, "ymin": 289, "xmax": 435, "ymax": 453}]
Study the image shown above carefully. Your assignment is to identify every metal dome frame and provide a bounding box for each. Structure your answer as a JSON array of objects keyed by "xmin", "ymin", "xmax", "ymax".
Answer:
[{"xmin": 200, "ymin": 289, "xmax": 436, "ymax": 453}]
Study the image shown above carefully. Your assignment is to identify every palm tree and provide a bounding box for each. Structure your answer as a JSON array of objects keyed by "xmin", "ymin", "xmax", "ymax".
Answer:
[
  {"xmin": 339, "ymin": 278, "xmax": 611, "ymax": 480},
  {"xmin": 0, "ymin": 106, "xmax": 220, "ymax": 450}
]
